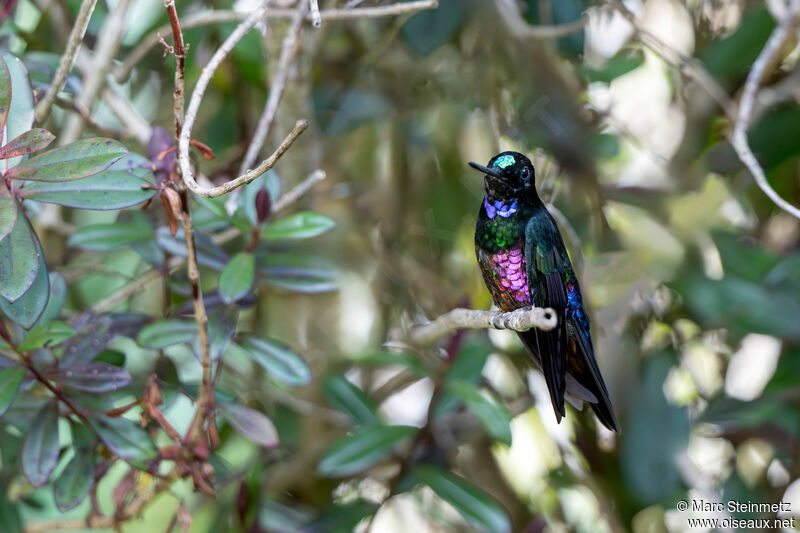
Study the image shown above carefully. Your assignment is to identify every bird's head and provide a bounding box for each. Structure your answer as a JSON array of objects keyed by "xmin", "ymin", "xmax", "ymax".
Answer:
[{"xmin": 468, "ymin": 151, "xmax": 535, "ymax": 203}]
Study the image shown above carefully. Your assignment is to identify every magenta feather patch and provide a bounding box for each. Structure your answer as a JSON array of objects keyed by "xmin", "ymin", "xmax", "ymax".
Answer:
[{"xmin": 491, "ymin": 245, "xmax": 530, "ymax": 304}]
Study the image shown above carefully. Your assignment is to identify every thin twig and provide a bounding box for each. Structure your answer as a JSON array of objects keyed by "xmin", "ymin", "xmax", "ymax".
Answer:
[
  {"xmin": 179, "ymin": 190, "xmax": 212, "ymax": 446},
  {"xmin": 164, "ymin": 0, "xmax": 186, "ymax": 138},
  {"xmin": 731, "ymin": 5, "xmax": 800, "ymax": 220},
  {"xmin": 23, "ymin": 469, "xmax": 178, "ymax": 533},
  {"xmin": 238, "ymin": 3, "xmax": 306, "ymax": 175},
  {"xmin": 495, "ymin": 0, "xmax": 589, "ymax": 39},
  {"xmin": 52, "ymin": 96, "xmax": 120, "ymax": 138},
  {"xmin": 607, "ymin": 0, "xmax": 736, "ymax": 119},
  {"xmin": 408, "ymin": 306, "xmax": 557, "ymax": 346},
  {"xmin": 90, "ymin": 169, "xmax": 326, "ymax": 314},
  {"xmin": 226, "ymin": 0, "xmax": 308, "ymax": 214},
  {"xmin": 34, "ymin": 0, "xmax": 97, "ymax": 123},
  {"xmin": 309, "ymin": 0, "xmax": 321, "ymax": 27},
  {"xmin": 272, "ymin": 169, "xmax": 326, "ymax": 211},
  {"xmin": 59, "ymin": 0, "xmax": 131, "ymax": 144},
  {"xmin": 162, "ymin": 0, "xmax": 212, "ymax": 447},
  {"xmin": 177, "ymin": 1, "xmax": 313, "ymax": 199},
  {"xmin": 114, "ymin": 1, "xmax": 439, "ymax": 82},
  {"xmin": 101, "ymin": 86, "xmax": 153, "ymax": 144}
]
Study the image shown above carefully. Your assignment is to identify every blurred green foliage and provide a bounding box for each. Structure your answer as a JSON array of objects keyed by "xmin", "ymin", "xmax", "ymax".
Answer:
[{"xmin": 0, "ymin": 0, "xmax": 799, "ymax": 532}]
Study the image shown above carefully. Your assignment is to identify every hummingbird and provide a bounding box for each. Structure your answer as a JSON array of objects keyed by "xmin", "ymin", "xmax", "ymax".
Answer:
[{"xmin": 469, "ymin": 151, "xmax": 619, "ymax": 432}]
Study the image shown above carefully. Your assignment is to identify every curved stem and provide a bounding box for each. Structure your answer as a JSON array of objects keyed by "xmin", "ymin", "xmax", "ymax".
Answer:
[{"xmin": 34, "ymin": 0, "xmax": 98, "ymax": 123}]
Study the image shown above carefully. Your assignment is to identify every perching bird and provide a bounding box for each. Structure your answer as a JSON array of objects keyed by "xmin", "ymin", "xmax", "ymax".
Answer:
[{"xmin": 469, "ymin": 151, "xmax": 619, "ymax": 432}]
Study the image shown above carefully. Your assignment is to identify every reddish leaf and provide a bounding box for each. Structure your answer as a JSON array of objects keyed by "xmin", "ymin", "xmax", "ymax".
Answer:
[
  {"xmin": 190, "ymin": 139, "xmax": 215, "ymax": 161},
  {"xmin": 113, "ymin": 469, "xmax": 136, "ymax": 508},
  {"xmin": 6, "ymin": 138, "xmax": 128, "ymax": 182},
  {"xmin": 50, "ymin": 362, "xmax": 132, "ymax": 393},
  {"xmin": 22, "ymin": 400, "xmax": 60, "ymax": 487},
  {"xmin": 177, "ymin": 502, "xmax": 192, "ymax": 532},
  {"xmin": 221, "ymin": 404, "xmax": 279, "ymax": 448},
  {"xmin": 161, "ymin": 187, "xmax": 183, "ymax": 236},
  {"xmin": 236, "ymin": 482, "xmax": 249, "ymax": 524},
  {"xmin": 0, "ymin": 57, "xmax": 10, "ymax": 145},
  {"xmin": 0, "ymin": 128, "xmax": 55, "ymax": 159},
  {"xmin": 255, "ymin": 187, "xmax": 271, "ymax": 223}
]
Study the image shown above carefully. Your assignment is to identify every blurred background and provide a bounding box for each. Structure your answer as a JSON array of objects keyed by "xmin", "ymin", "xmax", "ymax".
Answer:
[{"xmin": 4, "ymin": 0, "xmax": 800, "ymax": 531}]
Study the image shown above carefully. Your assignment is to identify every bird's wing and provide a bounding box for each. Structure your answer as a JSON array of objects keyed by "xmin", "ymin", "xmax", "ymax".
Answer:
[
  {"xmin": 522, "ymin": 214, "xmax": 568, "ymax": 421},
  {"xmin": 564, "ymin": 282, "xmax": 620, "ymax": 432}
]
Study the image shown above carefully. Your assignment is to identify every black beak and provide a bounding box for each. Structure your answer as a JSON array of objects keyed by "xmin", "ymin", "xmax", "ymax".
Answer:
[{"xmin": 468, "ymin": 161, "xmax": 503, "ymax": 180}]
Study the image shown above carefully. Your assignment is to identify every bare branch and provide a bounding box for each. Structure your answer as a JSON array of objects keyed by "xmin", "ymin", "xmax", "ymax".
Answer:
[
  {"xmin": 495, "ymin": 0, "xmax": 588, "ymax": 39},
  {"xmin": 52, "ymin": 95, "xmax": 120, "ymax": 139},
  {"xmin": 177, "ymin": 1, "xmax": 313, "ymax": 199},
  {"xmin": 273, "ymin": 169, "xmax": 327, "ymax": 212},
  {"xmin": 23, "ymin": 469, "xmax": 178, "ymax": 533},
  {"xmin": 165, "ymin": 0, "xmax": 187, "ymax": 138},
  {"xmin": 309, "ymin": 0, "xmax": 321, "ymax": 27},
  {"xmin": 408, "ymin": 306, "xmax": 557, "ymax": 346},
  {"xmin": 226, "ymin": 1, "xmax": 307, "ymax": 214},
  {"xmin": 90, "ymin": 169, "xmax": 326, "ymax": 314},
  {"xmin": 182, "ymin": 120, "xmax": 308, "ymax": 198},
  {"xmin": 34, "ymin": 0, "xmax": 97, "ymax": 123},
  {"xmin": 102, "ymin": 86, "xmax": 153, "ymax": 144},
  {"xmin": 239, "ymin": 3, "xmax": 306, "ymax": 176},
  {"xmin": 59, "ymin": 0, "xmax": 131, "ymax": 144},
  {"xmin": 162, "ymin": 0, "xmax": 213, "ymax": 448},
  {"xmin": 607, "ymin": 0, "xmax": 736, "ymax": 120},
  {"xmin": 115, "ymin": 1, "xmax": 439, "ymax": 82},
  {"xmin": 731, "ymin": 6, "xmax": 800, "ymax": 220}
]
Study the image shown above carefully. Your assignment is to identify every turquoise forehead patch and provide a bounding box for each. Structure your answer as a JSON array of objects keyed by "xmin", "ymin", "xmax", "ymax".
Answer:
[{"xmin": 493, "ymin": 154, "xmax": 515, "ymax": 169}]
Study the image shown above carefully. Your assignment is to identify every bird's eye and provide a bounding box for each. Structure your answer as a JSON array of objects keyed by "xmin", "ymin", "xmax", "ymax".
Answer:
[{"xmin": 521, "ymin": 167, "xmax": 529, "ymax": 177}]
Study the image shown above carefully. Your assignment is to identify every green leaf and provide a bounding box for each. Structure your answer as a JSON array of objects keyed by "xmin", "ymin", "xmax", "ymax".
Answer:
[
  {"xmin": 0, "ymin": 233, "xmax": 49, "ymax": 329},
  {"xmin": 436, "ymin": 339, "xmax": 491, "ymax": 416},
  {"xmin": 0, "ymin": 214, "xmax": 40, "ymax": 302},
  {"xmin": 445, "ymin": 380, "xmax": 512, "ymax": 445},
  {"xmin": 89, "ymin": 415, "xmax": 156, "ymax": 465},
  {"xmin": 258, "ymin": 249, "xmax": 338, "ymax": 294},
  {"xmin": 19, "ymin": 321, "xmax": 75, "ymax": 350},
  {"xmin": 581, "ymin": 49, "xmax": 644, "ymax": 84},
  {"xmin": 238, "ymin": 334, "xmax": 311, "ymax": 386},
  {"xmin": 69, "ymin": 222, "xmax": 154, "ymax": 251},
  {"xmin": 53, "ymin": 423, "xmax": 95, "ymax": 512},
  {"xmin": 0, "ymin": 57, "xmax": 10, "ymax": 143},
  {"xmin": 304, "ymin": 500, "xmax": 378, "ymax": 533},
  {"xmin": 401, "ymin": 0, "xmax": 464, "ymax": 56},
  {"xmin": 0, "ymin": 128, "xmax": 55, "ymax": 159},
  {"xmin": 318, "ymin": 425, "xmax": 416, "ymax": 477},
  {"xmin": 138, "ymin": 319, "xmax": 197, "ymax": 349},
  {"xmin": 0, "ymin": 195, "xmax": 17, "ymax": 243},
  {"xmin": 7, "ymin": 138, "xmax": 128, "ymax": 182},
  {"xmin": 621, "ymin": 355, "xmax": 688, "ymax": 501},
  {"xmin": 0, "ymin": 491, "xmax": 22, "ymax": 533},
  {"xmin": 219, "ymin": 252, "xmax": 255, "ymax": 304},
  {"xmin": 22, "ymin": 401, "xmax": 60, "ymax": 487},
  {"xmin": 323, "ymin": 375, "xmax": 381, "ymax": 426},
  {"xmin": 202, "ymin": 306, "xmax": 237, "ymax": 362},
  {"xmin": 353, "ymin": 350, "xmax": 430, "ymax": 376},
  {"xmin": 221, "ymin": 403, "xmax": 279, "ymax": 448},
  {"xmin": 20, "ymin": 172, "xmax": 156, "ymax": 210},
  {"xmin": 262, "ymin": 211, "xmax": 335, "ymax": 241},
  {"xmin": 675, "ymin": 275, "xmax": 800, "ymax": 341},
  {"xmin": 414, "ymin": 464, "xmax": 511, "ymax": 533},
  {"xmin": 52, "ymin": 362, "xmax": 131, "ymax": 393},
  {"xmin": 30, "ymin": 271, "xmax": 67, "ymax": 329},
  {"xmin": 0, "ymin": 366, "xmax": 25, "ymax": 417},
  {"xmin": 1, "ymin": 54, "xmax": 34, "ymax": 151},
  {"xmin": 701, "ymin": 7, "xmax": 775, "ymax": 80},
  {"xmin": 156, "ymin": 227, "xmax": 229, "ymax": 271}
]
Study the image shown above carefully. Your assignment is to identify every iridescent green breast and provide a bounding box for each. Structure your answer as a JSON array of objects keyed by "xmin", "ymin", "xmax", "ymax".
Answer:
[{"xmin": 475, "ymin": 206, "xmax": 528, "ymax": 253}]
